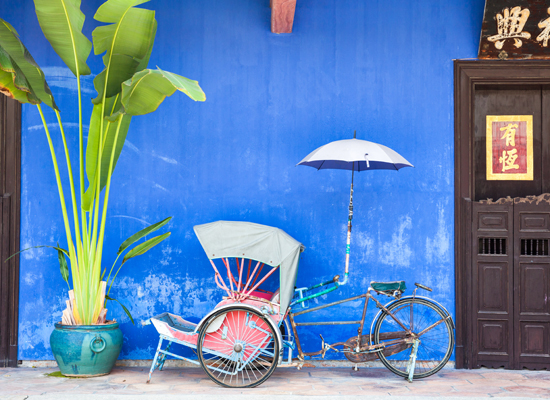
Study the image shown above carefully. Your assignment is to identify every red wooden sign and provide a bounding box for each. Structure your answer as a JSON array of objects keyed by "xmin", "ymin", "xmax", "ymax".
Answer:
[{"xmin": 486, "ymin": 115, "xmax": 533, "ymax": 180}]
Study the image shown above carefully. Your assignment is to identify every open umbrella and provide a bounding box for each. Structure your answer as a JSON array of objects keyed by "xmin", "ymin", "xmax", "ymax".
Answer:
[{"xmin": 297, "ymin": 131, "xmax": 413, "ymax": 284}]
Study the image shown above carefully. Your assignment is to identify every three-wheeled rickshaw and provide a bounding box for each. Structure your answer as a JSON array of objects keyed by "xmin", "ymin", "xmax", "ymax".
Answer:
[{"xmin": 146, "ymin": 220, "xmax": 454, "ymax": 388}]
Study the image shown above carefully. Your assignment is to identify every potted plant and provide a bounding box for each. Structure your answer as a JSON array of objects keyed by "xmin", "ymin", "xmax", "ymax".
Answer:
[{"xmin": 0, "ymin": 0, "xmax": 205, "ymax": 376}]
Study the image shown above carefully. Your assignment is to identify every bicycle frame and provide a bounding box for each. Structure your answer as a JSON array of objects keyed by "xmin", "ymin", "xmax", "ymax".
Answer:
[{"xmin": 286, "ymin": 287, "xmax": 443, "ymax": 363}]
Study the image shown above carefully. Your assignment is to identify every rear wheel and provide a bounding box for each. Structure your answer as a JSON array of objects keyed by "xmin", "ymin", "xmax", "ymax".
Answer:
[
  {"xmin": 373, "ymin": 298, "xmax": 454, "ymax": 379},
  {"xmin": 198, "ymin": 306, "xmax": 279, "ymax": 388}
]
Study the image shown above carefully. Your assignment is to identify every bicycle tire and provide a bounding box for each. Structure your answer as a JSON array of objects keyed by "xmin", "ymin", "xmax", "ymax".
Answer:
[{"xmin": 373, "ymin": 297, "xmax": 454, "ymax": 379}]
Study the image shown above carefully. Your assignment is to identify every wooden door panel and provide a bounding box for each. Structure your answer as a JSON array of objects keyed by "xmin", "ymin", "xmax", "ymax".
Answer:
[
  {"xmin": 519, "ymin": 264, "xmax": 550, "ymax": 315},
  {"xmin": 520, "ymin": 322, "xmax": 549, "ymax": 357},
  {"xmin": 519, "ymin": 213, "xmax": 550, "ymax": 231},
  {"xmin": 514, "ymin": 203, "xmax": 550, "ymax": 369},
  {"xmin": 478, "ymin": 263, "xmax": 509, "ymax": 313},
  {"xmin": 474, "ymin": 87, "xmax": 542, "ymax": 201},
  {"xmin": 0, "ymin": 96, "xmax": 20, "ymax": 368},
  {"xmin": 478, "ymin": 211, "xmax": 509, "ymax": 231},
  {"xmin": 472, "ymin": 202, "xmax": 514, "ymax": 368},
  {"xmin": 478, "ymin": 320, "xmax": 511, "ymax": 358}
]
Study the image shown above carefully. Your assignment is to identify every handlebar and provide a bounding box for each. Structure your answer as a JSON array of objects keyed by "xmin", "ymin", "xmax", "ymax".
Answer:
[{"xmin": 415, "ymin": 282, "xmax": 432, "ymax": 292}]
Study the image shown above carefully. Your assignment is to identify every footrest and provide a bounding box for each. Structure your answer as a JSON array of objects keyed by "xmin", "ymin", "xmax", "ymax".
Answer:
[
  {"xmin": 371, "ymin": 281, "xmax": 406, "ymax": 293},
  {"xmin": 149, "ymin": 312, "xmax": 199, "ymax": 346}
]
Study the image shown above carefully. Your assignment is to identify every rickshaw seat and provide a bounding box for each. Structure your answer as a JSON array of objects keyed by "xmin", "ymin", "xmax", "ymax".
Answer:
[
  {"xmin": 371, "ymin": 280, "xmax": 406, "ymax": 294},
  {"xmin": 250, "ymin": 290, "xmax": 273, "ymax": 300}
]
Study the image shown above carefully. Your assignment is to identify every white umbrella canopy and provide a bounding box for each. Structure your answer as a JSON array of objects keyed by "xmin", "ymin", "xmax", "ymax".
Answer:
[
  {"xmin": 297, "ymin": 133, "xmax": 413, "ymax": 285},
  {"xmin": 297, "ymin": 138, "xmax": 413, "ymax": 171}
]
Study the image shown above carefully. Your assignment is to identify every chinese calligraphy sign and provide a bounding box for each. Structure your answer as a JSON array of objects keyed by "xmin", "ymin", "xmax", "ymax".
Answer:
[
  {"xmin": 479, "ymin": 1, "xmax": 550, "ymax": 59},
  {"xmin": 487, "ymin": 6, "xmax": 531, "ymax": 50},
  {"xmin": 486, "ymin": 115, "xmax": 533, "ymax": 180}
]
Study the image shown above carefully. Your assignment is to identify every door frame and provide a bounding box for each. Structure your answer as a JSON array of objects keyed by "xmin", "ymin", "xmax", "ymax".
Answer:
[
  {"xmin": 0, "ymin": 95, "xmax": 21, "ymax": 367},
  {"xmin": 454, "ymin": 60, "xmax": 550, "ymax": 368}
]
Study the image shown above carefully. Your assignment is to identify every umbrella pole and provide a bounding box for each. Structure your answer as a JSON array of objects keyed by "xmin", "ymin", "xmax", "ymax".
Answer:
[{"xmin": 341, "ymin": 168, "xmax": 354, "ymax": 285}]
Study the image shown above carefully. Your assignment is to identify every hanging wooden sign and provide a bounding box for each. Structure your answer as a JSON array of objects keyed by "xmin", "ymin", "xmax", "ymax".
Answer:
[
  {"xmin": 486, "ymin": 115, "xmax": 533, "ymax": 180},
  {"xmin": 479, "ymin": 1, "xmax": 550, "ymax": 59}
]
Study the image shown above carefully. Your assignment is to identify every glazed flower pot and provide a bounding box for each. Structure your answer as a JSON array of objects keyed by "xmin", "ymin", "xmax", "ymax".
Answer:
[{"xmin": 50, "ymin": 321, "xmax": 123, "ymax": 377}]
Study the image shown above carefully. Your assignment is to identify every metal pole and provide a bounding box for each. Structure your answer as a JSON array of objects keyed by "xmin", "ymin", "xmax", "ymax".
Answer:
[
  {"xmin": 341, "ymin": 168, "xmax": 353, "ymax": 285},
  {"xmin": 341, "ymin": 130, "xmax": 357, "ymax": 285}
]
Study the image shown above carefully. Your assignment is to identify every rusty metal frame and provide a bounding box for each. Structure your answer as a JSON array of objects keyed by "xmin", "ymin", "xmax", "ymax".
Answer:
[{"xmin": 287, "ymin": 288, "xmax": 415, "ymax": 360}]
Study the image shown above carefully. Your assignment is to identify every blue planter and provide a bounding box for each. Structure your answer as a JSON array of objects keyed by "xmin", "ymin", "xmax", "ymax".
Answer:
[{"xmin": 50, "ymin": 322, "xmax": 123, "ymax": 377}]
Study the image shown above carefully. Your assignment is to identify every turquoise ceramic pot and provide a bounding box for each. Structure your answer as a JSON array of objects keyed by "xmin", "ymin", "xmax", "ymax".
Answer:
[{"xmin": 50, "ymin": 322, "xmax": 123, "ymax": 377}]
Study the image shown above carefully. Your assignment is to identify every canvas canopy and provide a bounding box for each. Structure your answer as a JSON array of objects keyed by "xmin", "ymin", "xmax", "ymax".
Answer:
[{"xmin": 193, "ymin": 221, "xmax": 304, "ymax": 313}]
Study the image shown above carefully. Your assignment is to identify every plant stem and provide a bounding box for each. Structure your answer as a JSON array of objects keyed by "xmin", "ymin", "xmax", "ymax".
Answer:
[
  {"xmin": 77, "ymin": 75, "xmax": 89, "ymax": 264},
  {"xmin": 54, "ymin": 110, "xmax": 83, "ymax": 265},
  {"xmin": 97, "ymin": 117, "xmax": 123, "ymax": 271},
  {"xmin": 37, "ymin": 105, "xmax": 82, "ymax": 321},
  {"xmin": 37, "ymin": 105, "xmax": 74, "ymax": 251}
]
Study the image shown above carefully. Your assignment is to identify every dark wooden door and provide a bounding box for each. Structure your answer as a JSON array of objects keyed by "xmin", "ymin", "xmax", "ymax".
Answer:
[
  {"xmin": 470, "ymin": 197, "xmax": 550, "ymax": 370},
  {"xmin": 471, "ymin": 201, "xmax": 514, "ymax": 368},
  {"xmin": 514, "ymin": 200, "xmax": 550, "ymax": 369},
  {"xmin": 454, "ymin": 61, "xmax": 550, "ymax": 369},
  {"xmin": 0, "ymin": 96, "xmax": 21, "ymax": 368}
]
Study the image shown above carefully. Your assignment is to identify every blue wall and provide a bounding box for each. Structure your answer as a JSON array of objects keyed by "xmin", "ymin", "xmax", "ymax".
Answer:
[{"xmin": 2, "ymin": 0, "xmax": 485, "ymax": 360}]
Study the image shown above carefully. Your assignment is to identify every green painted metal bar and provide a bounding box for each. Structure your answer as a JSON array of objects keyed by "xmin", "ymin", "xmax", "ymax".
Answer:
[{"xmin": 291, "ymin": 283, "xmax": 340, "ymax": 306}]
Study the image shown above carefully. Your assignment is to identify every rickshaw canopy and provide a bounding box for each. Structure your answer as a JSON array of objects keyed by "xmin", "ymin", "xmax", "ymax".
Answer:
[{"xmin": 193, "ymin": 221, "xmax": 304, "ymax": 312}]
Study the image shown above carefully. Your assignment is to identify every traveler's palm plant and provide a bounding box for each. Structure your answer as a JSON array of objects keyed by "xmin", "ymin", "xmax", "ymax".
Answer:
[{"xmin": 0, "ymin": 0, "xmax": 205, "ymax": 325}]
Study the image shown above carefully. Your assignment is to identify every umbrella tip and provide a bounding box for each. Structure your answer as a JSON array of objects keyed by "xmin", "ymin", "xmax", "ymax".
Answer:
[{"xmin": 353, "ymin": 130, "xmax": 356, "ymax": 139}]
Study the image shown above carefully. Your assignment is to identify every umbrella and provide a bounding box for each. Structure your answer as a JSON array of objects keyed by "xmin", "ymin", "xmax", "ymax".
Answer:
[{"xmin": 297, "ymin": 131, "xmax": 413, "ymax": 284}]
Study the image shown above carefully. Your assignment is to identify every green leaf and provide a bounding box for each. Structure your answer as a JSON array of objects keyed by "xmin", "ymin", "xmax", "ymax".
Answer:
[
  {"xmin": 91, "ymin": 0, "xmax": 156, "ymax": 102},
  {"xmin": 33, "ymin": 0, "xmax": 92, "ymax": 77},
  {"xmin": 122, "ymin": 232, "xmax": 171, "ymax": 264},
  {"xmin": 105, "ymin": 295, "xmax": 134, "ymax": 324},
  {"xmin": 84, "ymin": 14, "xmax": 157, "ymax": 202},
  {"xmin": 0, "ymin": 19, "xmax": 57, "ymax": 109},
  {"xmin": 4, "ymin": 245, "xmax": 69, "ymax": 262},
  {"xmin": 116, "ymin": 67, "xmax": 205, "ymax": 117},
  {"xmin": 57, "ymin": 241, "xmax": 70, "ymax": 285},
  {"xmin": 118, "ymin": 216, "xmax": 172, "ymax": 255},
  {"xmin": 85, "ymin": 96, "xmax": 132, "ymax": 194},
  {"xmin": 0, "ymin": 46, "xmax": 40, "ymax": 104}
]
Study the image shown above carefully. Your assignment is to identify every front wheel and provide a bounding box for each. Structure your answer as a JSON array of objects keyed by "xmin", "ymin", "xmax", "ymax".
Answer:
[
  {"xmin": 197, "ymin": 306, "xmax": 280, "ymax": 388},
  {"xmin": 373, "ymin": 298, "xmax": 454, "ymax": 379}
]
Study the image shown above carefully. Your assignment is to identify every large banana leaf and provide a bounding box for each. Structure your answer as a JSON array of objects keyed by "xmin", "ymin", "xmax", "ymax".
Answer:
[
  {"xmin": 0, "ymin": 19, "xmax": 57, "ymax": 109},
  {"xmin": 33, "ymin": 0, "xmax": 92, "ymax": 77},
  {"xmin": 0, "ymin": 46, "xmax": 40, "ymax": 104},
  {"xmin": 84, "ymin": 15, "xmax": 157, "ymax": 205},
  {"xmin": 92, "ymin": 0, "xmax": 155, "ymax": 102},
  {"xmin": 116, "ymin": 67, "xmax": 205, "ymax": 117}
]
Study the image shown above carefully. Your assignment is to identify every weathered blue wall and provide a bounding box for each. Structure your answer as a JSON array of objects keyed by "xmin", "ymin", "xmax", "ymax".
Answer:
[{"xmin": 3, "ymin": 0, "xmax": 485, "ymax": 360}]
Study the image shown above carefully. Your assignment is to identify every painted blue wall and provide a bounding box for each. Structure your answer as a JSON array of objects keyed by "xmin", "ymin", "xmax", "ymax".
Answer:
[{"xmin": 2, "ymin": 0, "xmax": 485, "ymax": 360}]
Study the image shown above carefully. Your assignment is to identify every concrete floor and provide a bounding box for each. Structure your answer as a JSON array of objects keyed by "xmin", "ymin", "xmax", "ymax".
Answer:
[{"xmin": 0, "ymin": 366, "xmax": 549, "ymax": 399}]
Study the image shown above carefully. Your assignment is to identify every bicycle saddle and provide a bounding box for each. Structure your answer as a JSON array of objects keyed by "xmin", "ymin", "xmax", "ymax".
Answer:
[{"xmin": 370, "ymin": 280, "xmax": 406, "ymax": 295}]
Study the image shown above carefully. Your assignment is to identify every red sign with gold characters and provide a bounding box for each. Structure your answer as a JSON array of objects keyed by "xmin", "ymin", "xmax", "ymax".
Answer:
[{"xmin": 486, "ymin": 115, "xmax": 533, "ymax": 181}]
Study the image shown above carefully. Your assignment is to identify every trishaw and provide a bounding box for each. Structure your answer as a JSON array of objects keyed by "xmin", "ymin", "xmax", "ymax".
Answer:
[{"xmin": 146, "ymin": 220, "xmax": 455, "ymax": 388}]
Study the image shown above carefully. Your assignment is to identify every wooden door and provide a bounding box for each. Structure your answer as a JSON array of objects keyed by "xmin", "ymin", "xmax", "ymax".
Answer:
[
  {"xmin": 454, "ymin": 61, "xmax": 550, "ymax": 369},
  {"xmin": 0, "ymin": 96, "xmax": 21, "ymax": 368},
  {"xmin": 471, "ymin": 201, "xmax": 514, "ymax": 368},
  {"xmin": 514, "ymin": 200, "xmax": 550, "ymax": 369}
]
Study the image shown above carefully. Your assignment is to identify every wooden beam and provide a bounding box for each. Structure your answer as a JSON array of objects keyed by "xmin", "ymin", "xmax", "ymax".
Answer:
[{"xmin": 271, "ymin": 0, "xmax": 296, "ymax": 34}]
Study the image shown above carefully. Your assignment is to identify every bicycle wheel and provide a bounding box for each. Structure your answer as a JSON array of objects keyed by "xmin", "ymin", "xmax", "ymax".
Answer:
[
  {"xmin": 198, "ymin": 306, "xmax": 280, "ymax": 388},
  {"xmin": 373, "ymin": 298, "xmax": 454, "ymax": 379}
]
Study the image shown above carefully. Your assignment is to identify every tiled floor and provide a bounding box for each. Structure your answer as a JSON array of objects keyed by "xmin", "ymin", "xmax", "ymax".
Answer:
[{"xmin": 0, "ymin": 366, "xmax": 549, "ymax": 398}]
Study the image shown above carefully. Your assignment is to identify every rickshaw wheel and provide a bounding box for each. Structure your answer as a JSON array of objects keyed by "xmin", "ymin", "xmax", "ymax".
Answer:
[
  {"xmin": 373, "ymin": 298, "xmax": 454, "ymax": 379},
  {"xmin": 197, "ymin": 306, "xmax": 280, "ymax": 388}
]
